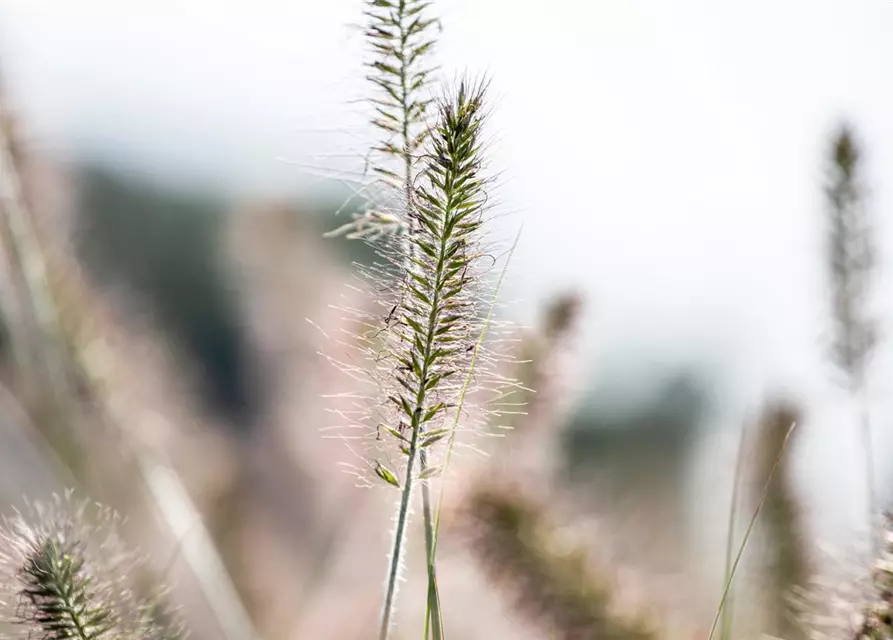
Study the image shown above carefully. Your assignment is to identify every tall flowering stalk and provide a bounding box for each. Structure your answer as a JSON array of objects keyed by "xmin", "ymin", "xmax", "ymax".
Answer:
[
  {"xmin": 322, "ymin": 79, "xmax": 493, "ymax": 639},
  {"xmin": 372, "ymin": 81, "xmax": 491, "ymax": 639},
  {"xmin": 327, "ymin": 3, "xmax": 464, "ymax": 637},
  {"xmin": 323, "ymin": 4, "xmax": 509, "ymax": 636},
  {"xmin": 359, "ymin": 4, "xmax": 443, "ymax": 633}
]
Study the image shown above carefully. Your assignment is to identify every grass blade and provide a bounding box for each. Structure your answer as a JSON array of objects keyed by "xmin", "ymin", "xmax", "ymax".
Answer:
[
  {"xmin": 424, "ymin": 225, "xmax": 523, "ymax": 633},
  {"xmin": 708, "ymin": 419, "xmax": 798, "ymax": 640}
]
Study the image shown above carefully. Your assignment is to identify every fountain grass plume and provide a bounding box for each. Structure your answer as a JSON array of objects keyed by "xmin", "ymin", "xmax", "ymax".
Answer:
[
  {"xmin": 318, "ymin": 79, "xmax": 497, "ymax": 638},
  {"xmin": 0, "ymin": 493, "xmax": 185, "ymax": 640},
  {"xmin": 327, "ymin": 0, "xmax": 439, "ymax": 242},
  {"xmin": 462, "ymin": 483, "xmax": 656, "ymax": 640},
  {"xmin": 374, "ymin": 79, "xmax": 493, "ymax": 639}
]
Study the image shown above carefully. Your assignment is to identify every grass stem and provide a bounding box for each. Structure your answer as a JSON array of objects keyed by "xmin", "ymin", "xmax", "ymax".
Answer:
[{"xmin": 708, "ymin": 420, "xmax": 798, "ymax": 640}]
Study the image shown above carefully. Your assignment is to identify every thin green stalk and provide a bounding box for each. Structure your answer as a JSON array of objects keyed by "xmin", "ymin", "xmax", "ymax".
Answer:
[
  {"xmin": 421, "ymin": 453, "xmax": 443, "ymax": 639},
  {"xmin": 427, "ymin": 224, "xmax": 521, "ymax": 565},
  {"xmin": 380, "ymin": 414, "xmax": 421, "ymax": 639},
  {"xmin": 708, "ymin": 420, "xmax": 798, "ymax": 640},
  {"xmin": 422, "ymin": 232, "xmax": 516, "ymax": 635}
]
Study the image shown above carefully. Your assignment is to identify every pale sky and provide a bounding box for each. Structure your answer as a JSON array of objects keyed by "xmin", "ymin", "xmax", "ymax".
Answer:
[{"xmin": 2, "ymin": 0, "xmax": 893, "ymax": 540}]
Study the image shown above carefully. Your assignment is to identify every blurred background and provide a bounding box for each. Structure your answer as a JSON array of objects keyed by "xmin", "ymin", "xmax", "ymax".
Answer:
[{"xmin": 1, "ymin": 1, "xmax": 893, "ymax": 638}]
